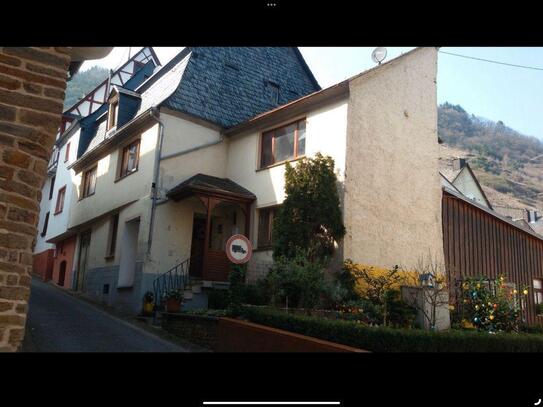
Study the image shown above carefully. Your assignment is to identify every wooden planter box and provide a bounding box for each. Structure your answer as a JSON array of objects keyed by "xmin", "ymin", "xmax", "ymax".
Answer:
[
  {"xmin": 161, "ymin": 313, "xmax": 367, "ymax": 352},
  {"xmin": 216, "ymin": 317, "xmax": 366, "ymax": 352}
]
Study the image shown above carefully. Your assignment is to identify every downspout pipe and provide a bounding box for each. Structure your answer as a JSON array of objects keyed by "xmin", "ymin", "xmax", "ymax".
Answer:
[{"xmin": 148, "ymin": 107, "xmax": 164, "ymax": 255}]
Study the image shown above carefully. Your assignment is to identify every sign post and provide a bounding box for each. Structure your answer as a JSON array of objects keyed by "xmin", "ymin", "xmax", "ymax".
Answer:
[{"xmin": 226, "ymin": 234, "xmax": 253, "ymax": 264}]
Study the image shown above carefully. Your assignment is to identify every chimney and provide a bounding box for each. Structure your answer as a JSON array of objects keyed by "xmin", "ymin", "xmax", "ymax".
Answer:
[
  {"xmin": 528, "ymin": 210, "xmax": 539, "ymax": 223},
  {"xmin": 453, "ymin": 158, "xmax": 466, "ymax": 171}
]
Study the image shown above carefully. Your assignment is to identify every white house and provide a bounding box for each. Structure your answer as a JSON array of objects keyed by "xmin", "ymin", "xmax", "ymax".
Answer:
[
  {"xmin": 62, "ymin": 47, "xmax": 442, "ymax": 315},
  {"xmin": 32, "ymin": 47, "xmax": 161, "ymax": 289}
]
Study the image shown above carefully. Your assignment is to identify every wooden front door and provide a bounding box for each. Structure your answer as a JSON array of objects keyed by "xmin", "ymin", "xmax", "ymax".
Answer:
[
  {"xmin": 76, "ymin": 230, "xmax": 91, "ymax": 292},
  {"xmin": 189, "ymin": 216, "xmax": 206, "ymax": 278}
]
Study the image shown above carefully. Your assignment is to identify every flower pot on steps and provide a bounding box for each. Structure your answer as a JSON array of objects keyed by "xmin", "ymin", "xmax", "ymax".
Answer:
[{"xmin": 165, "ymin": 298, "xmax": 182, "ymax": 313}]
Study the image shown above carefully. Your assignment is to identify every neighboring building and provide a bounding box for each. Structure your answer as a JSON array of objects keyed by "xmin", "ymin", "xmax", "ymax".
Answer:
[
  {"xmin": 440, "ymin": 155, "xmax": 543, "ymax": 237},
  {"xmin": 493, "ymin": 205, "xmax": 543, "ymax": 236},
  {"xmin": 61, "ymin": 47, "xmax": 441, "ymax": 315},
  {"xmin": 440, "ymin": 157, "xmax": 492, "ymax": 209},
  {"xmin": 32, "ymin": 47, "xmax": 160, "ymax": 289},
  {"xmin": 440, "ymin": 156, "xmax": 543, "ymax": 325},
  {"xmin": 443, "ymin": 186, "xmax": 543, "ymax": 325}
]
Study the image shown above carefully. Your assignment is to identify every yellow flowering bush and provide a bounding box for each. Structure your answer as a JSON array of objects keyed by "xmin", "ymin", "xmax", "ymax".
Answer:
[{"xmin": 343, "ymin": 262, "xmax": 417, "ymax": 298}]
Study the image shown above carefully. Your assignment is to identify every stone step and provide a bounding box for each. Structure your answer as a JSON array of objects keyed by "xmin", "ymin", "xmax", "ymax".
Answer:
[
  {"xmin": 183, "ymin": 290, "xmax": 193, "ymax": 300},
  {"xmin": 191, "ymin": 284, "xmax": 202, "ymax": 293}
]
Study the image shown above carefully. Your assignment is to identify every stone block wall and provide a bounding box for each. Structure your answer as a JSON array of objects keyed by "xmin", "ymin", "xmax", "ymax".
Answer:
[{"xmin": 0, "ymin": 47, "xmax": 71, "ymax": 352}]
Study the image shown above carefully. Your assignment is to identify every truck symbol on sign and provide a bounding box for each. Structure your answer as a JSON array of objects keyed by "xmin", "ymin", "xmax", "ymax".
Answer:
[{"xmin": 232, "ymin": 244, "xmax": 247, "ymax": 254}]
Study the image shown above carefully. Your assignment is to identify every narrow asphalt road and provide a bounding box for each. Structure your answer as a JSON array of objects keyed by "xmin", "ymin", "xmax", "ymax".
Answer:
[{"xmin": 24, "ymin": 278, "xmax": 188, "ymax": 352}]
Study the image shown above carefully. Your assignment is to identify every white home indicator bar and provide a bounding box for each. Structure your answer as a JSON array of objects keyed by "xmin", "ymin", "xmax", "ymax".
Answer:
[{"xmin": 203, "ymin": 403, "xmax": 340, "ymax": 405}]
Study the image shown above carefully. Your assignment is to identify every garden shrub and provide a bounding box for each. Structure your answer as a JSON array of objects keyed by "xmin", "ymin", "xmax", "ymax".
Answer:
[
  {"xmin": 208, "ymin": 289, "xmax": 230, "ymax": 310},
  {"xmin": 272, "ymin": 153, "xmax": 345, "ymax": 263},
  {"xmin": 228, "ymin": 264, "xmax": 247, "ymax": 313},
  {"xmin": 239, "ymin": 306, "xmax": 543, "ymax": 352},
  {"xmin": 340, "ymin": 261, "xmax": 417, "ymax": 327},
  {"xmin": 264, "ymin": 254, "xmax": 327, "ymax": 310},
  {"xmin": 342, "ymin": 261, "xmax": 417, "ymax": 297}
]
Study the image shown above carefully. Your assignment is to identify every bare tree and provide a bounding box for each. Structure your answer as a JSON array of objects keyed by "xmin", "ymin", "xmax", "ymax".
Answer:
[{"xmin": 401, "ymin": 253, "xmax": 450, "ymax": 331}]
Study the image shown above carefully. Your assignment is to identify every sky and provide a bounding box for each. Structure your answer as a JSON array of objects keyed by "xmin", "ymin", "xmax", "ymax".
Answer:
[{"xmin": 81, "ymin": 47, "xmax": 543, "ymax": 140}]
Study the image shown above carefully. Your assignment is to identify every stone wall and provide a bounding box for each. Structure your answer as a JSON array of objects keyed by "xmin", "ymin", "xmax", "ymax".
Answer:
[{"xmin": 0, "ymin": 47, "xmax": 71, "ymax": 352}]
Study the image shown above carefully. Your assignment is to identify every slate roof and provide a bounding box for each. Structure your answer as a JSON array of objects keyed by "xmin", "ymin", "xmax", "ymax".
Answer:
[
  {"xmin": 77, "ymin": 60, "xmax": 158, "ymax": 158},
  {"xmin": 167, "ymin": 173, "xmax": 256, "ymax": 201},
  {"xmin": 162, "ymin": 47, "xmax": 320, "ymax": 128},
  {"xmin": 76, "ymin": 47, "xmax": 320, "ymax": 161}
]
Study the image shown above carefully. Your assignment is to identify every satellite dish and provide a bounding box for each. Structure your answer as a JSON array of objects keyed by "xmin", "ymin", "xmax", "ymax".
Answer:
[{"xmin": 371, "ymin": 47, "xmax": 387, "ymax": 65}]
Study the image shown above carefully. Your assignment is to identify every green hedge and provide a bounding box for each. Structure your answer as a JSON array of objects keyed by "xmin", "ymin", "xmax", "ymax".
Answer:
[{"xmin": 238, "ymin": 306, "xmax": 543, "ymax": 352}]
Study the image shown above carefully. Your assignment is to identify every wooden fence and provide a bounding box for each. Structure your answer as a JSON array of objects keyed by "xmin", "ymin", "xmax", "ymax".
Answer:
[{"xmin": 442, "ymin": 190, "xmax": 543, "ymax": 325}]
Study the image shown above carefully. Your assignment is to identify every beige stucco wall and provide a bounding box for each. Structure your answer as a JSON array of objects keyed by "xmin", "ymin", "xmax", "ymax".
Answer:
[
  {"xmin": 226, "ymin": 100, "xmax": 349, "ymax": 279},
  {"xmin": 226, "ymin": 99, "xmax": 349, "ymax": 248},
  {"xmin": 343, "ymin": 47, "xmax": 443, "ymax": 270}
]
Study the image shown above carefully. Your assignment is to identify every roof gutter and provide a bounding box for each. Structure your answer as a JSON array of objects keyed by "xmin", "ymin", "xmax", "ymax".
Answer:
[{"xmin": 223, "ymin": 80, "xmax": 349, "ymax": 138}]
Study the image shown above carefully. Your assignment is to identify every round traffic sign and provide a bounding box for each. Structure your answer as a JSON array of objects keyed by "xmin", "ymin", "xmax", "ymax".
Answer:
[{"xmin": 226, "ymin": 234, "xmax": 253, "ymax": 264}]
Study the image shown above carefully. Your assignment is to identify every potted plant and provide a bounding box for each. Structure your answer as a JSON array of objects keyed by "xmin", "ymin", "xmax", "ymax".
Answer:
[
  {"xmin": 142, "ymin": 291, "xmax": 154, "ymax": 315},
  {"xmin": 164, "ymin": 289, "xmax": 183, "ymax": 313}
]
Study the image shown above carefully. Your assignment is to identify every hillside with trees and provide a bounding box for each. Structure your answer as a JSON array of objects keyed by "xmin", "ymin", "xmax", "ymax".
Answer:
[
  {"xmin": 439, "ymin": 102, "xmax": 543, "ymax": 209},
  {"xmin": 64, "ymin": 66, "xmax": 109, "ymax": 109}
]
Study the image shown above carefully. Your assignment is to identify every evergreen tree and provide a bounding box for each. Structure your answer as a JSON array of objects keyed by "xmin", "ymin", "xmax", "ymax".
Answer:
[{"xmin": 272, "ymin": 153, "xmax": 345, "ymax": 263}]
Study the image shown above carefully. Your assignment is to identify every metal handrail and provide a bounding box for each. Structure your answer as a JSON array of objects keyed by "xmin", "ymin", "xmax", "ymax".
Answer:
[{"xmin": 152, "ymin": 258, "xmax": 190, "ymax": 310}]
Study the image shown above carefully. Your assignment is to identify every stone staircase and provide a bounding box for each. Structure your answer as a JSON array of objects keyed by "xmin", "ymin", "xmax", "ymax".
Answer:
[{"xmin": 180, "ymin": 278, "xmax": 208, "ymax": 310}]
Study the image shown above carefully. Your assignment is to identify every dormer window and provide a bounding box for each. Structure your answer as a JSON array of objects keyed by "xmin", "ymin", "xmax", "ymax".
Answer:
[
  {"xmin": 107, "ymin": 98, "xmax": 119, "ymax": 131},
  {"xmin": 266, "ymin": 81, "xmax": 280, "ymax": 105}
]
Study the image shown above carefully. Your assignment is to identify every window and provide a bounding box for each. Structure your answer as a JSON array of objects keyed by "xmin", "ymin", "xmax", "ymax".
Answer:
[
  {"xmin": 106, "ymin": 213, "xmax": 119, "ymax": 258},
  {"xmin": 64, "ymin": 142, "xmax": 70, "ymax": 163},
  {"xmin": 49, "ymin": 176, "xmax": 55, "ymax": 200},
  {"xmin": 107, "ymin": 100, "xmax": 119, "ymax": 130},
  {"xmin": 119, "ymin": 139, "xmax": 140, "ymax": 178},
  {"xmin": 81, "ymin": 166, "xmax": 97, "ymax": 199},
  {"xmin": 258, "ymin": 206, "xmax": 280, "ymax": 249},
  {"xmin": 266, "ymin": 81, "xmax": 280, "ymax": 104},
  {"xmin": 260, "ymin": 119, "xmax": 306, "ymax": 168},
  {"xmin": 55, "ymin": 186, "xmax": 66, "ymax": 214},
  {"xmin": 41, "ymin": 212, "xmax": 49, "ymax": 237},
  {"xmin": 534, "ymin": 279, "xmax": 543, "ymax": 313}
]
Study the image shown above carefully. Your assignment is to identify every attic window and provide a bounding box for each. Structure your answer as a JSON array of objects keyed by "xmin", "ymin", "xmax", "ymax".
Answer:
[
  {"xmin": 266, "ymin": 81, "xmax": 280, "ymax": 104},
  {"xmin": 107, "ymin": 98, "xmax": 119, "ymax": 131}
]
